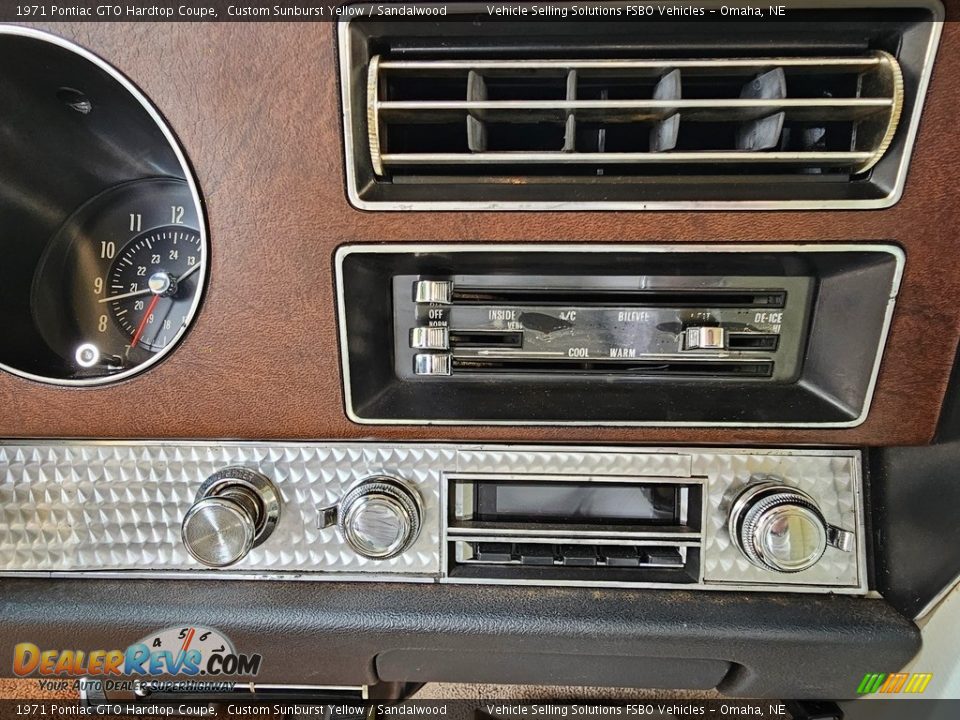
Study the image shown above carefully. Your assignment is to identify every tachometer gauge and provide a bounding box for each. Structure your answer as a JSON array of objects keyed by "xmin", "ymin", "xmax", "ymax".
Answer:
[{"xmin": 30, "ymin": 177, "xmax": 207, "ymax": 383}]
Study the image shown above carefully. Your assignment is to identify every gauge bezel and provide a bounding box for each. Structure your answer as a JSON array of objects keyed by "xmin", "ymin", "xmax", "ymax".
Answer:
[{"xmin": 0, "ymin": 25, "xmax": 208, "ymax": 387}]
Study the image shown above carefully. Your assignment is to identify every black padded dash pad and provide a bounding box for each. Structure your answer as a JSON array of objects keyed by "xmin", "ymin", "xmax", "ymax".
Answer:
[{"xmin": 0, "ymin": 579, "xmax": 919, "ymax": 698}]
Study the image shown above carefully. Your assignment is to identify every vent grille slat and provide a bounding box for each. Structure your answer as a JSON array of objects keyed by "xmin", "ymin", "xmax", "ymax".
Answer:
[
  {"xmin": 377, "ymin": 57, "xmax": 885, "ymax": 73},
  {"xmin": 378, "ymin": 151, "xmax": 875, "ymax": 167},
  {"xmin": 376, "ymin": 99, "xmax": 894, "ymax": 123},
  {"xmin": 369, "ymin": 51, "xmax": 902, "ymax": 177}
]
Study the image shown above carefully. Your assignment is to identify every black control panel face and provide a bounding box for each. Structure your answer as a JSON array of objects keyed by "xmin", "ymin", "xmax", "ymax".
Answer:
[
  {"xmin": 337, "ymin": 245, "xmax": 902, "ymax": 426},
  {"xmin": 393, "ymin": 274, "xmax": 813, "ymax": 383}
]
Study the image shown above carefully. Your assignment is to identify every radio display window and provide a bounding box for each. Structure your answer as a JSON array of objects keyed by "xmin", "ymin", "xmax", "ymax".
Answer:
[{"xmin": 476, "ymin": 482, "xmax": 681, "ymax": 526}]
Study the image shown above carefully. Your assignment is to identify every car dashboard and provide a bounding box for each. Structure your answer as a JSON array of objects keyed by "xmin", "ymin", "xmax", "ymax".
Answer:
[{"xmin": 1, "ymin": 2, "xmax": 959, "ymax": 715}]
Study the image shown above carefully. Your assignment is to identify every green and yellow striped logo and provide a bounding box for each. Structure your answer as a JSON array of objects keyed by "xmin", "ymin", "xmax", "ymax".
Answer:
[{"xmin": 857, "ymin": 672, "xmax": 933, "ymax": 694}]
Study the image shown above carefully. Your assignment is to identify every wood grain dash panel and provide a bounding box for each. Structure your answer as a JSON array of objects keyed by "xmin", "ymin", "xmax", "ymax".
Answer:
[{"xmin": 2, "ymin": 21, "xmax": 959, "ymax": 447}]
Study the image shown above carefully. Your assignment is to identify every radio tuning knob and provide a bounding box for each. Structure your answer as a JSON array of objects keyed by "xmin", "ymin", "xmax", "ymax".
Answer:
[
  {"xmin": 181, "ymin": 467, "xmax": 281, "ymax": 568},
  {"xmin": 728, "ymin": 480, "xmax": 854, "ymax": 573},
  {"xmin": 322, "ymin": 477, "xmax": 423, "ymax": 559}
]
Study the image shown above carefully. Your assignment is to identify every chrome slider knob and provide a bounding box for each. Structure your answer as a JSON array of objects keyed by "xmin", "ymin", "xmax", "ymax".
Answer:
[
  {"xmin": 728, "ymin": 480, "xmax": 854, "ymax": 573},
  {"xmin": 182, "ymin": 467, "xmax": 281, "ymax": 568},
  {"xmin": 335, "ymin": 477, "xmax": 422, "ymax": 559}
]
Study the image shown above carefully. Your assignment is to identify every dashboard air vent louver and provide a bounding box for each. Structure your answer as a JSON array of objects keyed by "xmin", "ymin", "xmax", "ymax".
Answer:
[
  {"xmin": 368, "ymin": 53, "xmax": 903, "ymax": 178},
  {"xmin": 339, "ymin": 2, "xmax": 942, "ymax": 210}
]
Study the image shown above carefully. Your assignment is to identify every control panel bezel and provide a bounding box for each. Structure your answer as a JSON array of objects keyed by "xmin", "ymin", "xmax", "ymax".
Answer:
[{"xmin": 335, "ymin": 243, "xmax": 904, "ymax": 427}]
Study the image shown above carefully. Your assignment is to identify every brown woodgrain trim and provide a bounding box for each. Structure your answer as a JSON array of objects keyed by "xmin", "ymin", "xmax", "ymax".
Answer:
[{"xmin": 1, "ymin": 21, "xmax": 958, "ymax": 446}]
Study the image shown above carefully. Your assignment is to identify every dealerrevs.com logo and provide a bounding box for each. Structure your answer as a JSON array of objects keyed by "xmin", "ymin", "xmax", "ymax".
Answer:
[{"xmin": 13, "ymin": 625, "xmax": 262, "ymax": 678}]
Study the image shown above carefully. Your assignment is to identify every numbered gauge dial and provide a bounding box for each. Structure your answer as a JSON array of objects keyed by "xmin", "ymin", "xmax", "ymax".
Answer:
[
  {"xmin": 31, "ymin": 177, "xmax": 206, "ymax": 383},
  {"xmin": 106, "ymin": 227, "xmax": 203, "ymax": 353}
]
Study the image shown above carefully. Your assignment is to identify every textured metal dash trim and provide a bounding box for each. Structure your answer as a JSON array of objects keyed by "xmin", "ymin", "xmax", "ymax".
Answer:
[{"xmin": 0, "ymin": 442, "xmax": 865, "ymax": 594}]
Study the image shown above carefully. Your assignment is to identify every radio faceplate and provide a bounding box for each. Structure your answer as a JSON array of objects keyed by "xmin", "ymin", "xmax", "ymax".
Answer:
[
  {"xmin": 337, "ymin": 244, "xmax": 903, "ymax": 426},
  {"xmin": 0, "ymin": 442, "xmax": 866, "ymax": 594}
]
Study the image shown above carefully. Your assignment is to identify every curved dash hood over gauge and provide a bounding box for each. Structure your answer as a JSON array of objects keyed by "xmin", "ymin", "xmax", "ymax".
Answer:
[{"xmin": 0, "ymin": 26, "xmax": 207, "ymax": 386}]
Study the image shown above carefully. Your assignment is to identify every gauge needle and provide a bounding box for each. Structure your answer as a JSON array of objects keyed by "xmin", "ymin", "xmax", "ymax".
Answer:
[
  {"xmin": 99, "ymin": 287, "xmax": 152, "ymax": 303},
  {"xmin": 99, "ymin": 262, "xmax": 203, "ymax": 303},
  {"xmin": 129, "ymin": 294, "xmax": 161, "ymax": 351},
  {"xmin": 176, "ymin": 262, "xmax": 203, "ymax": 283}
]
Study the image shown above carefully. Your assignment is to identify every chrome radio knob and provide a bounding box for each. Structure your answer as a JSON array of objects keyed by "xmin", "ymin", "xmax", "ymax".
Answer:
[
  {"xmin": 336, "ymin": 477, "xmax": 422, "ymax": 559},
  {"xmin": 182, "ymin": 467, "xmax": 281, "ymax": 568},
  {"xmin": 728, "ymin": 480, "xmax": 854, "ymax": 573}
]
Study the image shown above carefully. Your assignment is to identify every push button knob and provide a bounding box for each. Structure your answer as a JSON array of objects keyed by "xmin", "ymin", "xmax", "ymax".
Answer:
[
  {"xmin": 322, "ymin": 477, "xmax": 422, "ymax": 559},
  {"xmin": 181, "ymin": 467, "xmax": 281, "ymax": 567},
  {"xmin": 728, "ymin": 479, "xmax": 854, "ymax": 573}
]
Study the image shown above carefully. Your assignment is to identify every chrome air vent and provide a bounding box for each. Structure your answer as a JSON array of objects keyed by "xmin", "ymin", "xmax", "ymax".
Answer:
[
  {"xmin": 368, "ymin": 53, "xmax": 902, "ymax": 176},
  {"xmin": 339, "ymin": 1, "xmax": 942, "ymax": 210}
]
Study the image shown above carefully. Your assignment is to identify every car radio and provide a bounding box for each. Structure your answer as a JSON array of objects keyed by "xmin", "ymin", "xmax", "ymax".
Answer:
[
  {"xmin": 336, "ymin": 244, "xmax": 903, "ymax": 426},
  {"xmin": 447, "ymin": 473, "xmax": 704, "ymax": 585}
]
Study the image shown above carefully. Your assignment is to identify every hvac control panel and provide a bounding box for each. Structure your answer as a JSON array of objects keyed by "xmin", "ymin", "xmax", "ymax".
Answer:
[
  {"xmin": 336, "ymin": 244, "xmax": 902, "ymax": 426},
  {"xmin": 395, "ymin": 274, "xmax": 811, "ymax": 382}
]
